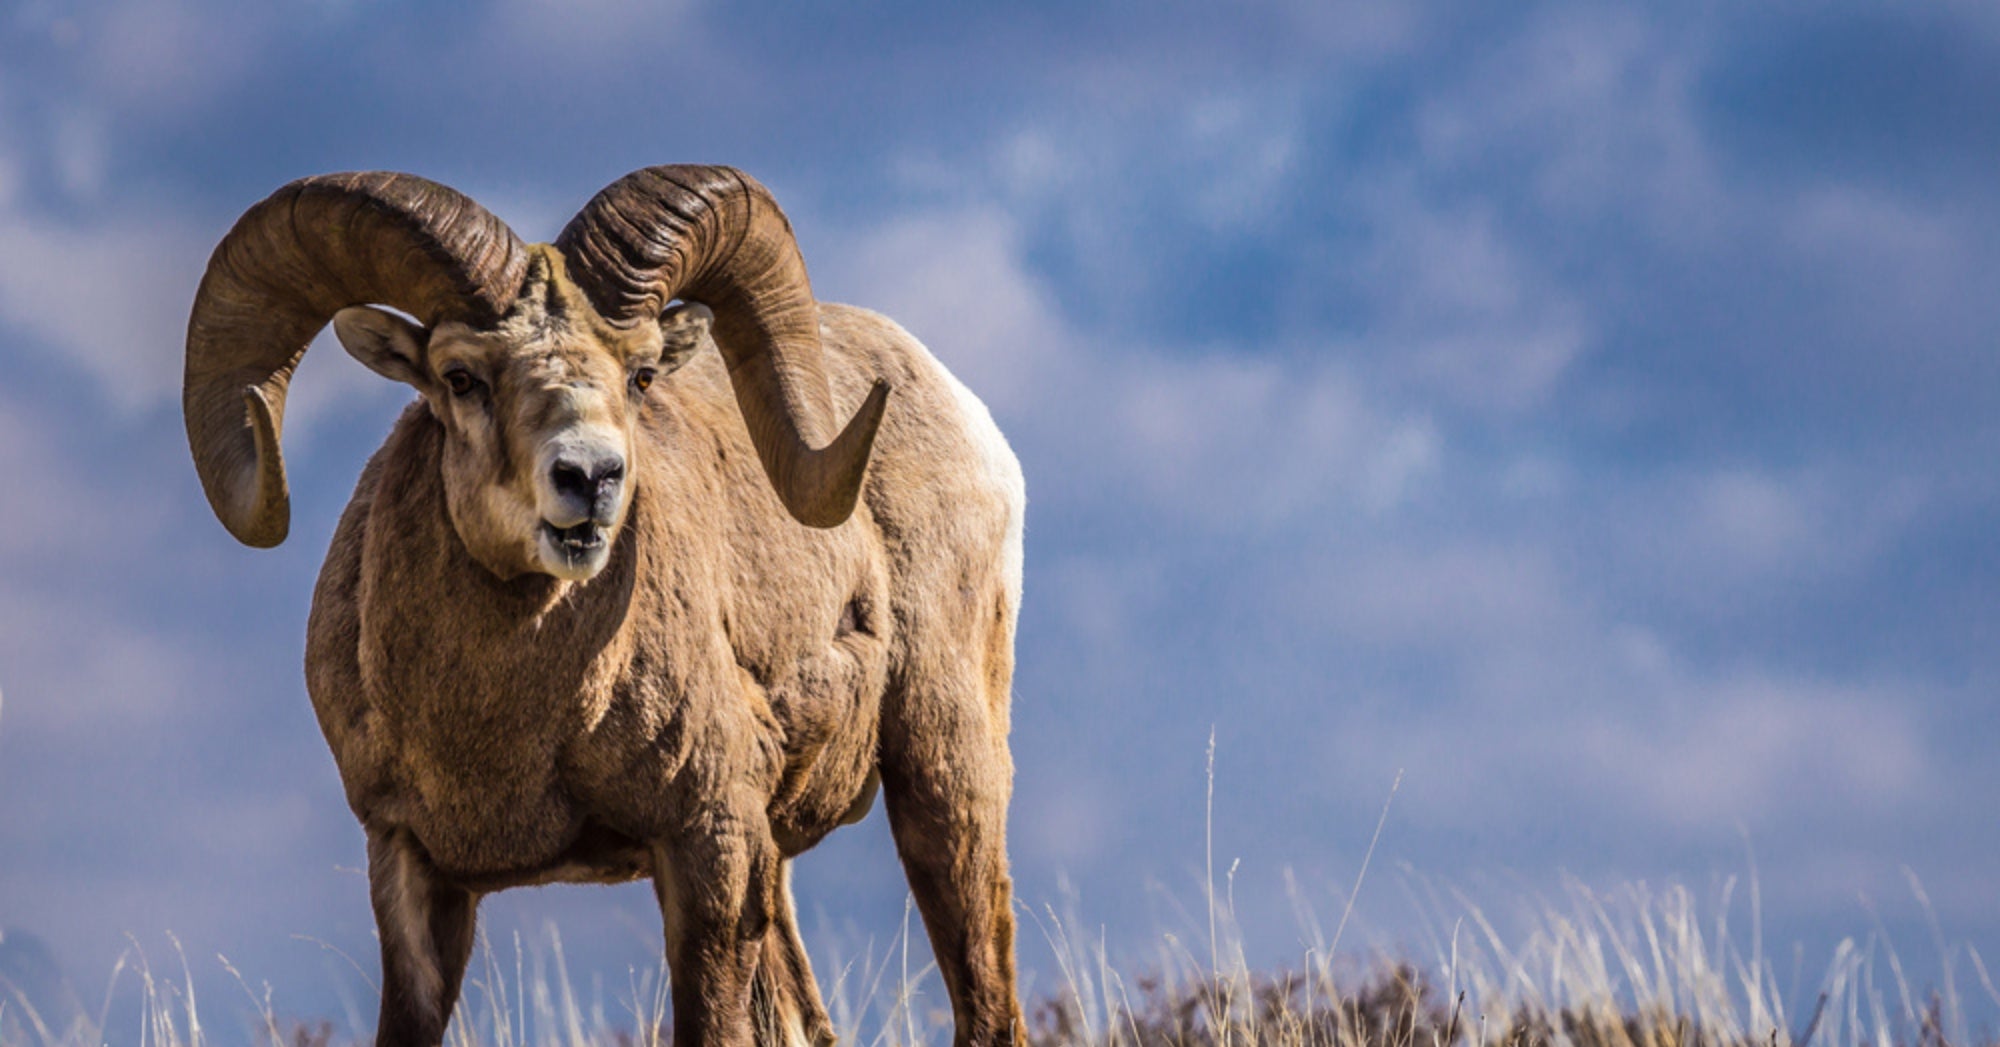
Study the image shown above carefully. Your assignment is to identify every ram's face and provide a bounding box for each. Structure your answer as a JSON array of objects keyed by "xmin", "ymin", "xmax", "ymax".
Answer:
[{"xmin": 334, "ymin": 248, "xmax": 709, "ymax": 581}]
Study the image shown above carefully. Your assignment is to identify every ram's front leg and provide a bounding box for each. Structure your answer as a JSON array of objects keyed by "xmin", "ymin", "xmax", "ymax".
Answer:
[
  {"xmin": 652, "ymin": 811, "xmax": 780, "ymax": 1047},
  {"xmin": 367, "ymin": 827, "xmax": 480, "ymax": 1047}
]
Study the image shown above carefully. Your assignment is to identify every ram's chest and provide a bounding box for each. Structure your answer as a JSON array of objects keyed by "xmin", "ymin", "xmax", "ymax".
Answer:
[
  {"xmin": 401, "ymin": 738, "xmax": 578, "ymax": 877},
  {"xmin": 363, "ymin": 629, "xmax": 618, "ymax": 877},
  {"xmin": 344, "ymin": 545, "xmax": 636, "ymax": 868}
]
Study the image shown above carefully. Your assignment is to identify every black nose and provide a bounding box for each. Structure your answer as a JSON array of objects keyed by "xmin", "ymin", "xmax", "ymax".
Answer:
[{"xmin": 551, "ymin": 454, "xmax": 625, "ymax": 513}]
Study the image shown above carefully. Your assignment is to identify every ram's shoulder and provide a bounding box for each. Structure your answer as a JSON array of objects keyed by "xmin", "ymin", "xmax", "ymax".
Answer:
[
  {"xmin": 812, "ymin": 303, "xmax": 1022, "ymax": 544},
  {"xmin": 814, "ymin": 302, "xmax": 921, "ymax": 367}
]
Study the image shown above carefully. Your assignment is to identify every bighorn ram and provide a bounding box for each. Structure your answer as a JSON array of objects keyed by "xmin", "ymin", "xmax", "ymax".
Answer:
[{"xmin": 185, "ymin": 167, "xmax": 1026, "ymax": 1046}]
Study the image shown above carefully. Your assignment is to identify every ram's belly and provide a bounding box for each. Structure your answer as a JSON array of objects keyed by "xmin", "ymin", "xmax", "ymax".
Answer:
[
  {"xmin": 433, "ymin": 815, "xmax": 654, "ymax": 893},
  {"xmin": 401, "ymin": 768, "xmax": 578, "ymax": 880}
]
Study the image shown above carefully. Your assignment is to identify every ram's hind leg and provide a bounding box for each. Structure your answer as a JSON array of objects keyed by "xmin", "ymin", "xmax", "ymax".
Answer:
[
  {"xmin": 367, "ymin": 827, "xmax": 479, "ymax": 1047},
  {"xmin": 751, "ymin": 861, "xmax": 836, "ymax": 1047},
  {"xmin": 881, "ymin": 594, "xmax": 1024, "ymax": 1047}
]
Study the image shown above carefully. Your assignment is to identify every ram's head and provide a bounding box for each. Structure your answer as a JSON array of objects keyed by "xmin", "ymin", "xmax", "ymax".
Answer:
[{"xmin": 184, "ymin": 168, "xmax": 889, "ymax": 580}]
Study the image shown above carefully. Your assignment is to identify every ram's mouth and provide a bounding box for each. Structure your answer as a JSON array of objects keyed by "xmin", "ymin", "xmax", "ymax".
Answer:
[
  {"xmin": 537, "ymin": 516, "xmax": 617, "ymax": 580},
  {"xmin": 542, "ymin": 520, "xmax": 607, "ymax": 555}
]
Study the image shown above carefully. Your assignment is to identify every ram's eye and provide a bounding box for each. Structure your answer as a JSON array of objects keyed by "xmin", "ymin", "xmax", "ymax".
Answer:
[
  {"xmin": 444, "ymin": 368, "xmax": 479, "ymax": 397},
  {"xmin": 631, "ymin": 367, "xmax": 657, "ymax": 393}
]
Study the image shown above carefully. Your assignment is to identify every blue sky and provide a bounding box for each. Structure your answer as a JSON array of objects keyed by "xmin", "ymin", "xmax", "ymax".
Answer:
[{"xmin": 2, "ymin": 0, "xmax": 1997, "ymax": 1039}]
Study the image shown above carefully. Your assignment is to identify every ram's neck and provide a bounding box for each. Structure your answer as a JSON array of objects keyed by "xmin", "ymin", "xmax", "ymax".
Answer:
[{"xmin": 355, "ymin": 409, "xmax": 641, "ymax": 721}]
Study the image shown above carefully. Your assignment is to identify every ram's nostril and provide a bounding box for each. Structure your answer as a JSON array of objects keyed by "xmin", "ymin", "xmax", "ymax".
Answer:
[
  {"xmin": 552, "ymin": 461, "xmax": 593, "ymax": 502},
  {"xmin": 551, "ymin": 453, "xmax": 625, "ymax": 512}
]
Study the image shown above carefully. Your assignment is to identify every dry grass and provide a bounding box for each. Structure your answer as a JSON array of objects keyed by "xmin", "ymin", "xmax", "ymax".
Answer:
[
  {"xmin": 7, "ymin": 756, "xmax": 1994, "ymax": 1046},
  {"xmin": 4, "ymin": 869, "xmax": 1994, "ymax": 1047},
  {"xmin": 1019, "ymin": 871, "xmax": 2000, "ymax": 1047}
]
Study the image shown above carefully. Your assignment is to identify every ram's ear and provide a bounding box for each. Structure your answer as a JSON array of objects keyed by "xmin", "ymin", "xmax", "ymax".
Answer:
[
  {"xmin": 333, "ymin": 306, "xmax": 431, "ymax": 389},
  {"xmin": 657, "ymin": 301, "xmax": 714, "ymax": 375}
]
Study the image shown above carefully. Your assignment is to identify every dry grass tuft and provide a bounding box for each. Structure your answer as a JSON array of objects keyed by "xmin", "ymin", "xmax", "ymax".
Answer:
[
  {"xmin": 1012, "ymin": 872, "xmax": 1997, "ymax": 1047},
  {"xmin": 3, "ymin": 871, "xmax": 1995, "ymax": 1047},
  {"xmin": 6, "ymin": 759, "xmax": 1992, "ymax": 1047}
]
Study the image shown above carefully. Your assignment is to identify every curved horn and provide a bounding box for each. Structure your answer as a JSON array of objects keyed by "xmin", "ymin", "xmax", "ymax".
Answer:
[
  {"xmin": 553, "ymin": 166, "xmax": 889, "ymax": 528},
  {"xmin": 185, "ymin": 172, "xmax": 529, "ymax": 547}
]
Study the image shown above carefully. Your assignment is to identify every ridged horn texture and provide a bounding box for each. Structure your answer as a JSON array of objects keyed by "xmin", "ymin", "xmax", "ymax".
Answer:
[
  {"xmin": 554, "ymin": 165, "xmax": 889, "ymax": 529},
  {"xmin": 185, "ymin": 172, "xmax": 529, "ymax": 547}
]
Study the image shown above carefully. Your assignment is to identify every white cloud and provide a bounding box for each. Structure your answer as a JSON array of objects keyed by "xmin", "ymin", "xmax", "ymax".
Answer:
[
  {"xmin": 878, "ymin": 38, "xmax": 1599, "ymax": 419},
  {"xmin": 1692, "ymin": 469, "xmax": 1822, "ymax": 569},
  {"xmin": 1415, "ymin": 7, "xmax": 1719, "ymax": 237},
  {"xmin": 1313, "ymin": 582, "xmax": 1942, "ymax": 838},
  {"xmin": 74, "ymin": 0, "xmax": 273, "ymax": 118},
  {"xmin": 0, "ymin": 404, "xmax": 200, "ymax": 739},
  {"xmin": 0, "ymin": 595, "xmax": 193, "ymax": 739},
  {"xmin": 1303, "ymin": 540, "xmax": 1578, "ymax": 656},
  {"xmin": 0, "ymin": 46, "xmax": 328, "ymax": 417},
  {"xmin": 1177, "ymin": 89, "xmax": 1302, "ymax": 233},
  {"xmin": 0, "ymin": 65, "xmax": 205, "ymax": 409},
  {"xmin": 0, "ymin": 151, "xmax": 18, "ymax": 212},
  {"xmin": 1619, "ymin": 675, "xmax": 1934, "ymax": 828},
  {"xmin": 818, "ymin": 207, "xmax": 1068, "ymax": 416},
  {"xmin": 824, "ymin": 204, "xmax": 1445, "ymax": 532},
  {"xmin": 814, "ymin": 79, "xmax": 1982, "ymax": 958},
  {"xmin": 1241, "ymin": 453, "xmax": 1946, "ymax": 845},
  {"xmin": 1109, "ymin": 354, "xmax": 1436, "ymax": 529},
  {"xmin": 898, "ymin": 75, "xmax": 1311, "ymax": 247},
  {"xmin": 1269, "ymin": 0, "xmax": 1421, "ymax": 57},
  {"xmin": 479, "ymin": 0, "xmax": 701, "ymax": 67},
  {"xmin": 1350, "ymin": 188, "xmax": 1591, "ymax": 414},
  {"xmin": 0, "ymin": 397, "xmax": 126, "ymax": 558},
  {"xmin": 1785, "ymin": 184, "xmax": 1984, "ymax": 342},
  {"xmin": 280, "ymin": 329, "xmax": 423, "ymax": 451},
  {"xmin": 0, "ymin": 205, "xmax": 205, "ymax": 414},
  {"xmin": 1359, "ymin": 417, "xmax": 1442, "ymax": 513},
  {"xmin": 48, "ymin": 109, "xmax": 109, "ymax": 202},
  {"xmin": 1789, "ymin": 187, "xmax": 1959, "ymax": 267},
  {"xmin": 812, "ymin": 179, "xmax": 1955, "ymax": 889},
  {"xmin": 1020, "ymin": 770, "xmax": 1116, "ymax": 868},
  {"xmin": 1616, "ymin": 465, "xmax": 1927, "ymax": 593}
]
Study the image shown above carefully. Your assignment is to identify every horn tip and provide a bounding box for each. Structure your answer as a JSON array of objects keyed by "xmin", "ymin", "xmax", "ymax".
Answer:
[
  {"xmin": 224, "ymin": 385, "xmax": 291, "ymax": 547},
  {"xmin": 790, "ymin": 380, "xmax": 890, "ymax": 530},
  {"xmin": 230, "ymin": 517, "xmax": 291, "ymax": 549}
]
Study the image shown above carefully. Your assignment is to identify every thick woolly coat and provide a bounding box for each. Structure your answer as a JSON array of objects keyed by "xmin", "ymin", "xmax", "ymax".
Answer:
[{"xmin": 302, "ymin": 302, "xmax": 1024, "ymax": 890}]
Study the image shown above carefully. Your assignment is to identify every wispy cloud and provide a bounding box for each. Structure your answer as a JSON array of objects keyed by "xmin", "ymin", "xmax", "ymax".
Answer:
[
  {"xmin": 3, "ymin": 0, "xmax": 1998, "ymax": 1034},
  {"xmin": 1416, "ymin": 8, "xmax": 1718, "ymax": 233},
  {"xmin": 0, "ymin": 205, "xmax": 206, "ymax": 412}
]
